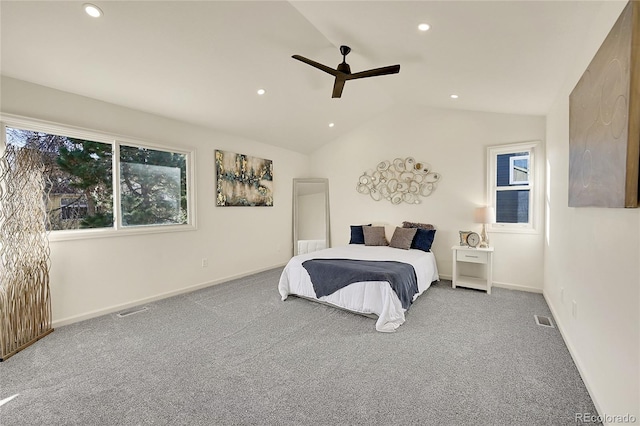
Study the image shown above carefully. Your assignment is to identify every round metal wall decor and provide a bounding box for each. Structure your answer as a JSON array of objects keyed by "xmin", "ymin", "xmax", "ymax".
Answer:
[{"xmin": 356, "ymin": 157, "xmax": 441, "ymax": 204}]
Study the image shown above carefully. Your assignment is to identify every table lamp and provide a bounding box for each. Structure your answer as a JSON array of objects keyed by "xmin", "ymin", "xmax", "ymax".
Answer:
[{"xmin": 474, "ymin": 206, "xmax": 495, "ymax": 248}]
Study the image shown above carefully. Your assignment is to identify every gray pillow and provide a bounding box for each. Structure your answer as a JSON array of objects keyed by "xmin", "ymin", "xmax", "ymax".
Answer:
[
  {"xmin": 402, "ymin": 221, "xmax": 435, "ymax": 230},
  {"xmin": 389, "ymin": 227, "xmax": 417, "ymax": 250},
  {"xmin": 363, "ymin": 226, "xmax": 388, "ymax": 246}
]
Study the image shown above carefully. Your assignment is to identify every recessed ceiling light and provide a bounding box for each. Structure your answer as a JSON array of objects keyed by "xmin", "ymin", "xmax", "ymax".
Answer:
[
  {"xmin": 257, "ymin": 89, "xmax": 266, "ymax": 95},
  {"xmin": 328, "ymin": 123, "xmax": 335, "ymax": 128},
  {"xmin": 450, "ymin": 94, "xmax": 459, "ymax": 99},
  {"xmin": 418, "ymin": 23, "xmax": 430, "ymax": 32},
  {"xmin": 83, "ymin": 3, "xmax": 103, "ymax": 18}
]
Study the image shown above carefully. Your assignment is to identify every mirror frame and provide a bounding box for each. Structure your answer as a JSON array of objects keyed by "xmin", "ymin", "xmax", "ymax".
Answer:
[{"xmin": 292, "ymin": 178, "xmax": 331, "ymax": 256}]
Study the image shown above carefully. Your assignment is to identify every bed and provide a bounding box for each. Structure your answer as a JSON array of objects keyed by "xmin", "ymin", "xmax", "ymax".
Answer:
[{"xmin": 278, "ymin": 233, "xmax": 439, "ymax": 332}]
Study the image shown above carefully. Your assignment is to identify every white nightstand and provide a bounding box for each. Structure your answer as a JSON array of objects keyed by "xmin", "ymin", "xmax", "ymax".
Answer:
[{"xmin": 451, "ymin": 245, "xmax": 494, "ymax": 294}]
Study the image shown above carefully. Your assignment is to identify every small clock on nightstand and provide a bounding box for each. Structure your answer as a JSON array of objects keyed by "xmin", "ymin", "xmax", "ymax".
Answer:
[{"xmin": 466, "ymin": 231, "xmax": 480, "ymax": 248}]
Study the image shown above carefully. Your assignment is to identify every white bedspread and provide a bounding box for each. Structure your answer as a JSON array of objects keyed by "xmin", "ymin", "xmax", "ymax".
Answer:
[{"xmin": 278, "ymin": 245, "xmax": 439, "ymax": 332}]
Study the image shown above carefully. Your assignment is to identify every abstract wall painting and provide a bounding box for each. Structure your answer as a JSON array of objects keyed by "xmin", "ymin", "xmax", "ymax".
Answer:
[
  {"xmin": 215, "ymin": 150, "xmax": 273, "ymax": 207},
  {"xmin": 569, "ymin": 1, "xmax": 639, "ymax": 208}
]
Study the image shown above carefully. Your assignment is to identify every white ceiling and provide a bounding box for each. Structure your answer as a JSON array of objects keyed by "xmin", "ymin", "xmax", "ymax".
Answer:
[{"xmin": 0, "ymin": 1, "xmax": 609, "ymax": 154}]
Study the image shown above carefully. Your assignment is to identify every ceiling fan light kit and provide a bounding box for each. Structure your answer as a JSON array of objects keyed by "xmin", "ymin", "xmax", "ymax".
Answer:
[{"xmin": 292, "ymin": 45, "xmax": 400, "ymax": 98}]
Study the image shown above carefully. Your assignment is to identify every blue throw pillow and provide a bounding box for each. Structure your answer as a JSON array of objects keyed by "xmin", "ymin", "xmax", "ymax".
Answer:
[
  {"xmin": 411, "ymin": 228, "xmax": 436, "ymax": 251},
  {"xmin": 349, "ymin": 224, "xmax": 370, "ymax": 244}
]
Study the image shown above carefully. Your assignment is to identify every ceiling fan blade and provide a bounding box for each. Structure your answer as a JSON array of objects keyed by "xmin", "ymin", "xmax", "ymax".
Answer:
[
  {"xmin": 332, "ymin": 78, "xmax": 346, "ymax": 98},
  {"xmin": 346, "ymin": 64, "xmax": 400, "ymax": 80},
  {"xmin": 292, "ymin": 55, "xmax": 339, "ymax": 76}
]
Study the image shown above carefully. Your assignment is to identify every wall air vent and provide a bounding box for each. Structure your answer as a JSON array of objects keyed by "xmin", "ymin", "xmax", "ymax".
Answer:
[
  {"xmin": 116, "ymin": 306, "xmax": 149, "ymax": 318},
  {"xmin": 534, "ymin": 315, "xmax": 554, "ymax": 328}
]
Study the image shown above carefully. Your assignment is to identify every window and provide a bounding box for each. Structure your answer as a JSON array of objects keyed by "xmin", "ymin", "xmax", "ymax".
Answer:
[
  {"xmin": 509, "ymin": 155, "xmax": 529, "ymax": 185},
  {"xmin": 487, "ymin": 141, "xmax": 539, "ymax": 232},
  {"xmin": 5, "ymin": 126, "xmax": 114, "ymax": 231},
  {"xmin": 119, "ymin": 145, "xmax": 187, "ymax": 227},
  {"xmin": 61, "ymin": 198, "xmax": 89, "ymax": 221},
  {"xmin": 2, "ymin": 116, "xmax": 193, "ymax": 238}
]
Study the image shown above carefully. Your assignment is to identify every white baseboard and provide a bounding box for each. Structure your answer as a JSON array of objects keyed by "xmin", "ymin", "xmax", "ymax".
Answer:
[
  {"xmin": 52, "ymin": 263, "xmax": 286, "ymax": 328},
  {"xmin": 543, "ymin": 291, "xmax": 605, "ymax": 423},
  {"xmin": 438, "ymin": 274, "xmax": 542, "ymax": 294},
  {"xmin": 492, "ymin": 280, "xmax": 542, "ymax": 294}
]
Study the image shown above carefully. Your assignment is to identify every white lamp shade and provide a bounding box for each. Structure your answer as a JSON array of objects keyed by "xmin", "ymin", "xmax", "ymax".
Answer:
[{"xmin": 474, "ymin": 206, "xmax": 495, "ymax": 223}]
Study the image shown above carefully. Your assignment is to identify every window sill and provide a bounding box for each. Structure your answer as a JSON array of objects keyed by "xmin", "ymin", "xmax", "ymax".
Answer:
[
  {"xmin": 489, "ymin": 224, "xmax": 538, "ymax": 235},
  {"xmin": 48, "ymin": 223, "xmax": 197, "ymax": 242}
]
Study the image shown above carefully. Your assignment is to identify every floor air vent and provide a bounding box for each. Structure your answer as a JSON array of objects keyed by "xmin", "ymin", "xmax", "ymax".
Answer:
[
  {"xmin": 116, "ymin": 306, "xmax": 149, "ymax": 318},
  {"xmin": 534, "ymin": 315, "xmax": 554, "ymax": 328}
]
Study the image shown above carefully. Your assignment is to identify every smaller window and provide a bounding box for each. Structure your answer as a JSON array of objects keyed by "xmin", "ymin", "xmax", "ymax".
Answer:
[
  {"xmin": 60, "ymin": 197, "xmax": 88, "ymax": 221},
  {"xmin": 487, "ymin": 141, "xmax": 539, "ymax": 233},
  {"xmin": 509, "ymin": 155, "xmax": 529, "ymax": 185}
]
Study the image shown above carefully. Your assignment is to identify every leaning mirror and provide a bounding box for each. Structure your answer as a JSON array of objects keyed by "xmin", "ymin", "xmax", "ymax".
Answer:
[{"xmin": 293, "ymin": 178, "xmax": 331, "ymax": 256}]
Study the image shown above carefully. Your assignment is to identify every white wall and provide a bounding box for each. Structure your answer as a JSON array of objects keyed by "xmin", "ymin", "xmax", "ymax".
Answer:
[
  {"xmin": 309, "ymin": 104, "xmax": 545, "ymax": 291},
  {"xmin": 544, "ymin": 1, "xmax": 639, "ymax": 421},
  {"xmin": 0, "ymin": 76, "xmax": 310, "ymax": 325}
]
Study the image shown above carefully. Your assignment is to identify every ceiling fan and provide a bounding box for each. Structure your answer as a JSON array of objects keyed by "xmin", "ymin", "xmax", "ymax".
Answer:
[{"xmin": 292, "ymin": 45, "xmax": 400, "ymax": 98}]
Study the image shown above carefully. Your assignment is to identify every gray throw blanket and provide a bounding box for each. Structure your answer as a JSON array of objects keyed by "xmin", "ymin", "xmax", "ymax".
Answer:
[{"xmin": 302, "ymin": 258, "xmax": 418, "ymax": 309}]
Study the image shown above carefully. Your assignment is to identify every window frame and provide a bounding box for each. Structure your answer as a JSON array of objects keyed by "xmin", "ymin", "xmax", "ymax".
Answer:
[
  {"xmin": 487, "ymin": 141, "xmax": 540, "ymax": 234},
  {"xmin": 1, "ymin": 114, "xmax": 197, "ymax": 241}
]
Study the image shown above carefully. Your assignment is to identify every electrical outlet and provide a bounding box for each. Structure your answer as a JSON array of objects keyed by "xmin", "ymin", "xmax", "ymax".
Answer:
[
  {"xmin": 572, "ymin": 300, "xmax": 578, "ymax": 319},
  {"xmin": 560, "ymin": 287, "xmax": 565, "ymax": 303},
  {"xmin": 201, "ymin": 258, "xmax": 208, "ymax": 268}
]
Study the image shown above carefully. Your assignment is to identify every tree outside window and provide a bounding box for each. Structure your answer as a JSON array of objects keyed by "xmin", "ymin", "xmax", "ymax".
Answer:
[{"xmin": 119, "ymin": 145, "xmax": 187, "ymax": 226}]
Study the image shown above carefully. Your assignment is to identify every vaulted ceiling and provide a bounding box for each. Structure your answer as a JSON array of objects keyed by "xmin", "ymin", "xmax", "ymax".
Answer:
[{"xmin": 0, "ymin": 1, "xmax": 609, "ymax": 154}]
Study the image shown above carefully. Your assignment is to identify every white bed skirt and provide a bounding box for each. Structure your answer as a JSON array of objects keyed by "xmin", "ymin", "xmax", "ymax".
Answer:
[{"xmin": 278, "ymin": 245, "xmax": 439, "ymax": 332}]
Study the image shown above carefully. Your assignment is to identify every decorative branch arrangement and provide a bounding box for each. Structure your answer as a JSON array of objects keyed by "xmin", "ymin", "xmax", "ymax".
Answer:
[
  {"xmin": 0, "ymin": 146, "xmax": 53, "ymax": 361},
  {"xmin": 356, "ymin": 157, "xmax": 441, "ymax": 204}
]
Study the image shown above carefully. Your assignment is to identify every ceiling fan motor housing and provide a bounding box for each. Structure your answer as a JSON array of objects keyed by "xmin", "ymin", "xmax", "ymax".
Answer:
[{"xmin": 337, "ymin": 62, "xmax": 351, "ymax": 74}]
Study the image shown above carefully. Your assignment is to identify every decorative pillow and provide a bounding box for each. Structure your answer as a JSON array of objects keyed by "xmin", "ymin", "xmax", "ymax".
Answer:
[
  {"xmin": 363, "ymin": 226, "xmax": 388, "ymax": 246},
  {"xmin": 402, "ymin": 221, "xmax": 435, "ymax": 230},
  {"xmin": 349, "ymin": 224, "xmax": 371, "ymax": 244},
  {"xmin": 389, "ymin": 227, "xmax": 417, "ymax": 250},
  {"xmin": 411, "ymin": 228, "xmax": 437, "ymax": 252}
]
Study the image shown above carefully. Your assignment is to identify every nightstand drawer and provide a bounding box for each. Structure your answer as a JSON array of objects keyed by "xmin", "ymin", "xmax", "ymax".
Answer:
[{"xmin": 456, "ymin": 250, "xmax": 488, "ymax": 264}]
